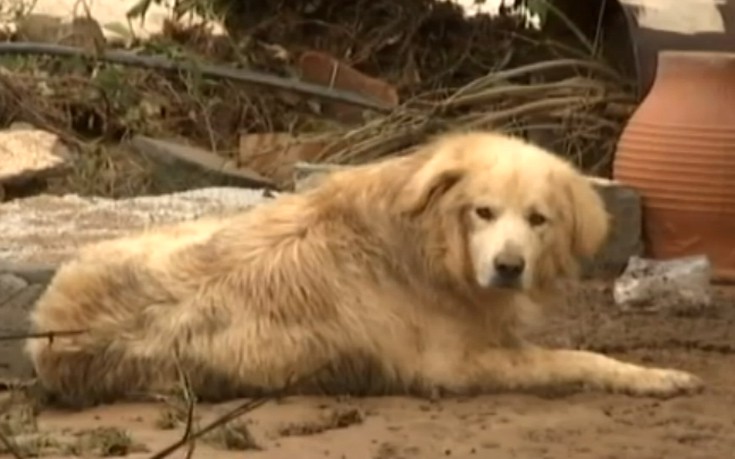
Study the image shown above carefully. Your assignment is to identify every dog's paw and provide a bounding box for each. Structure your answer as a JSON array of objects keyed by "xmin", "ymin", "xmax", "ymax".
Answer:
[{"xmin": 618, "ymin": 368, "xmax": 704, "ymax": 398}]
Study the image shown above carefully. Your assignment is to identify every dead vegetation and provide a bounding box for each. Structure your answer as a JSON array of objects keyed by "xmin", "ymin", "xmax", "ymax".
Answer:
[
  {"xmin": 0, "ymin": 387, "xmax": 147, "ymax": 457},
  {"xmin": 0, "ymin": 0, "xmax": 636, "ymax": 197},
  {"xmin": 69, "ymin": 427, "xmax": 146, "ymax": 457},
  {"xmin": 278, "ymin": 406, "xmax": 366, "ymax": 437}
]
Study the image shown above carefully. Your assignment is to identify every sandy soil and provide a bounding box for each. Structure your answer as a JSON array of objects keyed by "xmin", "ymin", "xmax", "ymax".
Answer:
[{"xmin": 2, "ymin": 281, "xmax": 734, "ymax": 459}]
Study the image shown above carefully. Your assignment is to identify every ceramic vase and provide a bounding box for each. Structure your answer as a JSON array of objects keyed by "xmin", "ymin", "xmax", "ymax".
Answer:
[{"xmin": 613, "ymin": 50, "xmax": 735, "ymax": 281}]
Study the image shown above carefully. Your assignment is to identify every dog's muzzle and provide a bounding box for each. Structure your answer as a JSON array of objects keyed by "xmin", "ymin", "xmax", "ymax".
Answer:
[{"xmin": 489, "ymin": 252, "xmax": 525, "ymax": 289}]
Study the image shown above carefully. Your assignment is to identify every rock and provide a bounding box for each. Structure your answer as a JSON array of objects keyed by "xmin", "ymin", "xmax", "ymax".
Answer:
[
  {"xmin": 0, "ymin": 262, "xmax": 57, "ymax": 284},
  {"xmin": 129, "ymin": 135, "xmax": 275, "ymax": 190},
  {"xmin": 0, "ymin": 187, "xmax": 271, "ymax": 267},
  {"xmin": 293, "ymin": 163, "xmax": 643, "ymax": 278},
  {"xmin": 582, "ymin": 178, "xmax": 644, "ymax": 278},
  {"xmin": 0, "ymin": 273, "xmax": 43, "ymax": 381},
  {"xmin": 4, "ymin": 2, "xmax": 225, "ymax": 44},
  {"xmin": 13, "ymin": 14, "xmax": 64, "ymax": 42},
  {"xmin": 0, "ymin": 127, "xmax": 71, "ymax": 188},
  {"xmin": 0, "ymin": 273, "xmax": 27, "ymax": 305},
  {"xmin": 297, "ymin": 50, "xmax": 400, "ymax": 122},
  {"xmin": 15, "ymin": 14, "xmax": 107, "ymax": 52},
  {"xmin": 613, "ymin": 255, "xmax": 713, "ymax": 314}
]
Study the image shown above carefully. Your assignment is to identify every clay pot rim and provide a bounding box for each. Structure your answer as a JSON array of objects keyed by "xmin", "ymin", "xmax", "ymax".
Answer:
[
  {"xmin": 659, "ymin": 50, "xmax": 735, "ymax": 61},
  {"xmin": 655, "ymin": 50, "xmax": 735, "ymax": 80}
]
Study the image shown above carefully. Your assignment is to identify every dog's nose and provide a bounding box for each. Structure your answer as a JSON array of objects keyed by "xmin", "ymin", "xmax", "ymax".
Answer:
[{"xmin": 493, "ymin": 253, "xmax": 526, "ymax": 281}]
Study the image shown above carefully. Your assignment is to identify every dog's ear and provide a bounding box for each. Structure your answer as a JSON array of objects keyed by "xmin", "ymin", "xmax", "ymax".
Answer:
[
  {"xmin": 563, "ymin": 173, "xmax": 610, "ymax": 259},
  {"xmin": 396, "ymin": 155, "xmax": 465, "ymax": 217}
]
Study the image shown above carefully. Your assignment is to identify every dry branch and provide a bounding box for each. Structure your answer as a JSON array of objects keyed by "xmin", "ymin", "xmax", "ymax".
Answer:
[
  {"xmin": 306, "ymin": 55, "xmax": 635, "ymax": 174},
  {"xmin": 0, "ymin": 330, "xmax": 88, "ymax": 342},
  {"xmin": 147, "ymin": 364, "xmax": 330, "ymax": 459}
]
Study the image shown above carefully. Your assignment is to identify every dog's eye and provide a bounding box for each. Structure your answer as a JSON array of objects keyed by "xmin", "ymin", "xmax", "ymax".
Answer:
[
  {"xmin": 528, "ymin": 211, "xmax": 548, "ymax": 227},
  {"xmin": 475, "ymin": 206, "xmax": 495, "ymax": 221}
]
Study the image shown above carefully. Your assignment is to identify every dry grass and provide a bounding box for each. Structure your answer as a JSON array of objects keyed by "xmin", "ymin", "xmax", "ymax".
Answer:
[
  {"xmin": 308, "ymin": 57, "xmax": 635, "ymax": 176},
  {"xmin": 68, "ymin": 426, "xmax": 148, "ymax": 457},
  {"xmin": 201, "ymin": 418, "xmax": 262, "ymax": 451},
  {"xmin": 0, "ymin": 386, "xmax": 151, "ymax": 457},
  {"xmin": 278, "ymin": 405, "xmax": 365, "ymax": 437}
]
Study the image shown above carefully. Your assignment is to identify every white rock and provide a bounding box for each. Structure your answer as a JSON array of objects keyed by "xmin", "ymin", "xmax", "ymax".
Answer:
[
  {"xmin": 613, "ymin": 255, "xmax": 714, "ymax": 313},
  {"xmin": 0, "ymin": 128, "xmax": 70, "ymax": 185}
]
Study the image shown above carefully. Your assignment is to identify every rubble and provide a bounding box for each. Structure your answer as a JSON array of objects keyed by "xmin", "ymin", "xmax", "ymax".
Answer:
[{"xmin": 0, "ymin": 125, "xmax": 71, "ymax": 198}]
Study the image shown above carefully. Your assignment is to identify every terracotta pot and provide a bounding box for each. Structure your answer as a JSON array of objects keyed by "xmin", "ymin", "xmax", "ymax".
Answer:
[{"xmin": 613, "ymin": 50, "xmax": 735, "ymax": 281}]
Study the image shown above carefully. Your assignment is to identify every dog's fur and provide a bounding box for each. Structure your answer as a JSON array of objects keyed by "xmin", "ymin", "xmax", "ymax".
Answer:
[{"xmin": 26, "ymin": 131, "xmax": 703, "ymax": 407}]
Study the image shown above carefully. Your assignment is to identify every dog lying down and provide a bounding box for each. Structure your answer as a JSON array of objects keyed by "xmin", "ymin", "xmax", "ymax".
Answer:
[{"xmin": 26, "ymin": 130, "xmax": 703, "ymax": 407}]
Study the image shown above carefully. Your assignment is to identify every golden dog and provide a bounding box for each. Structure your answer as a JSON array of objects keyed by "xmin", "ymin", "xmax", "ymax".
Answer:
[{"xmin": 26, "ymin": 130, "xmax": 703, "ymax": 407}]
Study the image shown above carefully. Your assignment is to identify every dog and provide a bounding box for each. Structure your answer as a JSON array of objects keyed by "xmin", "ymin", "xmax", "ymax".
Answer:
[{"xmin": 25, "ymin": 130, "xmax": 703, "ymax": 407}]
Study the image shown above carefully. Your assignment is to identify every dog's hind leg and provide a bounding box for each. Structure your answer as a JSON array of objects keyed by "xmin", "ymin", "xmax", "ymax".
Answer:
[
  {"xmin": 27, "ymin": 339, "xmax": 178, "ymax": 408},
  {"xmin": 425, "ymin": 346, "xmax": 704, "ymax": 398}
]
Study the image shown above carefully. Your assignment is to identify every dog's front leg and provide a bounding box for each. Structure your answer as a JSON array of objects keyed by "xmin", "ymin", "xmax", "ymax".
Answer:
[{"xmin": 433, "ymin": 346, "xmax": 703, "ymax": 397}]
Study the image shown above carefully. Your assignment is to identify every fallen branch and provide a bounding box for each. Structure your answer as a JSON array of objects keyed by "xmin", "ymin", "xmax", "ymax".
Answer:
[
  {"xmin": 303, "ymin": 53, "xmax": 635, "ymax": 174},
  {"xmin": 0, "ymin": 329, "xmax": 88, "ymax": 342},
  {"xmin": 462, "ymin": 94, "xmax": 615, "ymax": 129},
  {"xmin": 443, "ymin": 57, "xmax": 625, "ymax": 107}
]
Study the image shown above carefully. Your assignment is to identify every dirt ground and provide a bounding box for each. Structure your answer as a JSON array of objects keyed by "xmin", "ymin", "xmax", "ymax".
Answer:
[{"xmin": 2, "ymin": 280, "xmax": 734, "ymax": 459}]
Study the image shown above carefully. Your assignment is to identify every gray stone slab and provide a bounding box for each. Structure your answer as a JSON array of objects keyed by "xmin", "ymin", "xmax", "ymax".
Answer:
[
  {"xmin": 130, "ymin": 135, "xmax": 275, "ymax": 191},
  {"xmin": 0, "ymin": 187, "xmax": 272, "ymax": 267},
  {"xmin": 582, "ymin": 178, "xmax": 644, "ymax": 278},
  {"xmin": 0, "ymin": 273, "xmax": 44, "ymax": 381}
]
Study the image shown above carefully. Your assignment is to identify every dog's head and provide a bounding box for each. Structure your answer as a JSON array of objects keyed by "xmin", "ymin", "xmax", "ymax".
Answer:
[{"xmin": 396, "ymin": 131, "xmax": 610, "ymax": 293}]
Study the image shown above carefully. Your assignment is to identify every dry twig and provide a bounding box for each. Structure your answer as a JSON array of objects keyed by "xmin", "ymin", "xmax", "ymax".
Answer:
[
  {"xmin": 147, "ymin": 364, "xmax": 329, "ymax": 459},
  {"xmin": 308, "ymin": 55, "xmax": 634, "ymax": 174},
  {"xmin": 147, "ymin": 397, "xmax": 267, "ymax": 459},
  {"xmin": 172, "ymin": 355, "xmax": 197, "ymax": 459},
  {"xmin": 0, "ymin": 329, "xmax": 88, "ymax": 342}
]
